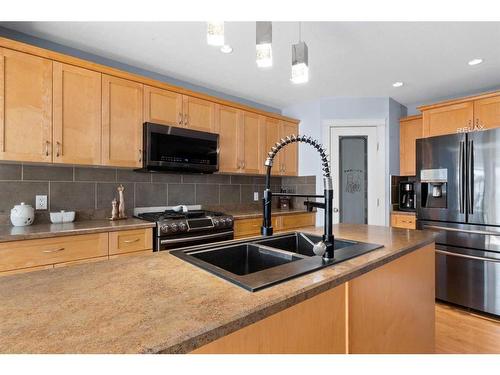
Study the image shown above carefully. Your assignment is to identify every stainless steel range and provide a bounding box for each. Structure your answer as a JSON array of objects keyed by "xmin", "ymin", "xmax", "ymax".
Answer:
[{"xmin": 134, "ymin": 205, "xmax": 234, "ymax": 251}]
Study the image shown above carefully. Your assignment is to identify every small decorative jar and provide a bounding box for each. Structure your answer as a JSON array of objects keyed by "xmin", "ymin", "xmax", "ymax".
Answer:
[{"xmin": 10, "ymin": 202, "xmax": 35, "ymax": 227}]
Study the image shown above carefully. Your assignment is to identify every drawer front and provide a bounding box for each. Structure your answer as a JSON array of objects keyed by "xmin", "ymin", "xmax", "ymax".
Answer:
[
  {"xmin": 234, "ymin": 217, "xmax": 280, "ymax": 238},
  {"xmin": 391, "ymin": 213, "xmax": 416, "ymax": 229},
  {"xmin": 109, "ymin": 228, "xmax": 153, "ymax": 255},
  {"xmin": 281, "ymin": 213, "xmax": 316, "ymax": 230},
  {"xmin": 0, "ymin": 233, "xmax": 109, "ymax": 272}
]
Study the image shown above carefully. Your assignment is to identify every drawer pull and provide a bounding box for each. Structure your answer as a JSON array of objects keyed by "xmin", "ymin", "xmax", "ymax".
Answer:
[
  {"xmin": 123, "ymin": 238, "xmax": 140, "ymax": 244},
  {"xmin": 43, "ymin": 247, "xmax": 65, "ymax": 253}
]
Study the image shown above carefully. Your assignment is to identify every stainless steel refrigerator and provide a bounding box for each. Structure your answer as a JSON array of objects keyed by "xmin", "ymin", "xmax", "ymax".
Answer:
[{"xmin": 416, "ymin": 128, "xmax": 500, "ymax": 316}]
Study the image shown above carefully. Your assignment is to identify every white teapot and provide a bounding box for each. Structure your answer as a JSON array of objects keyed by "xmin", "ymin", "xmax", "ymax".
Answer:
[{"xmin": 10, "ymin": 202, "xmax": 35, "ymax": 227}]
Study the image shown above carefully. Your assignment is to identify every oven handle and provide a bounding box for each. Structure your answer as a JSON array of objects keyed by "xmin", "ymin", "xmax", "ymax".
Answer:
[
  {"xmin": 160, "ymin": 231, "xmax": 234, "ymax": 245},
  {"xmin": 436, "ymin": 249, "xmax": 500, "ymax": 263},
  {"xmin": 423, "ymin": 224, "xmax": 500, "ymax": 237}
]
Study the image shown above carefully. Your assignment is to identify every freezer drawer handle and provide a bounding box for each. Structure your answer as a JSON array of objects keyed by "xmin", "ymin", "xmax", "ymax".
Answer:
[
  {"xmin": 424, "ymin": 224, "xmax": 500, "ymax": 236},
  {"xmin": 436, "ymin": 249, "xmax": 500, "ymax": 263}
]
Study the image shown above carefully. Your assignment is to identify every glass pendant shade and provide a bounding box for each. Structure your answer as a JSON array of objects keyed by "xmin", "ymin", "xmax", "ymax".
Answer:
[
  {"xmin": 291, "ymin": 41, "xmax": 309, "ymax": 84},
  {"xmin": 207, "ymin": 21, "xmax": 224, "ymax": 46},
  {"xmin": 256, "ymin": 22, "xmax": 272, "ymax": 68}
]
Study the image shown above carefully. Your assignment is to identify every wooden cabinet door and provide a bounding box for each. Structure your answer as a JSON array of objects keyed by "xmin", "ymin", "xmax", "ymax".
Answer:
[
  {"xmin": 474, "ymin": 95, "xmax": 500, "ymax": 130},
  {"xmin": 102, "ymin": 74, "xmax": 143, "ymax": 168},
  {"xmin": 217, "ymin": 105, "xmax": 240, "ymax": 173},
  {"xmin": 422, "ymin": 102, "xmax": 473, "ymax": 137},
  {"xmin": 280, "ymin": 121, "xmax": 299, "ymax": 176},
  {"xmin": 0, "ymin": 48, "xmax": 52, "ymax": 163},
  {"xmin": 241, "ymin": 111, "xmax": 262, "ymax": 174},
  {"xmin": 183, "ymin": 95, "xmax": 215, "ymax": 132},
  {"xmin": 53, "ymin": 62, "xmax": 101, "ymax": 165},
  {"xmin": 265, "ymin": 117, "xmax": 282, "ymax": 175},
  {"xmin": 399, "ymin": 115, "xmax": 423, "ymax": 176},
  {"xmin": 144, "ymin": 85, "xmax": 183, "ymax": 127}
]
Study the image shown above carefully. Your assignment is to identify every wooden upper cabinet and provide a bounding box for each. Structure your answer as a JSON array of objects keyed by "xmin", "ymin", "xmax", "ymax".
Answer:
[
  {"xmin": 183, "ymin": 95, "xmax": 215, "ymax": 132},
  {"xmin": 143, "ymin": 85, "xmax": 183, "ymax": 127},
  {"xmin": 53, "ymin": 63, "xmax": 101, "ymax": 165},
  {"xmin": 280, "ymin": 121, "xmax": 299, "ymax": 176},
  {"xmin": 474, "ymin": 95, "xmax": 500, "ymax": 130},
  {"xmin": 265, "ymin": 117, "xmax": 282, "ymax": 176},
  {"xmin": 217, "ymin": 105, "xmax": 240, "ymax": 173},
  {"xmin": 422, "ymin": 101, "xmax": 474, "ymax": 137},
  {"xmin": 399, "ymin": 115, "xmax": 423, "ymax": 176},
  {"xmin": 0, "ymin": 48, "xmax": 52, "ymax": 163},
  {"xmin": 102, "ymin": 74, "xmax": 143, "ymax": 168},
  {"xmin": 240, "ymin": 111, "xmax": 262, "ymax": 174}
]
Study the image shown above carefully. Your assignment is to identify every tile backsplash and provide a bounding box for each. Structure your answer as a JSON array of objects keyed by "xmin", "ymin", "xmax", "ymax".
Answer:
[{"xmin": 0, "ymin": 163, "xmax": 315, "ymax": 224}]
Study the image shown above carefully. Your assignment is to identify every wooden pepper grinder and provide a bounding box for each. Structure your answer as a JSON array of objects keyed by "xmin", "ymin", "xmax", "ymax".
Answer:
[
  {"xmin": 117, "ymin": 184, "xmax": 127, "ymax": 219},
  {"xmin": 111, "ymin": 198, "xmax": 119, "ymax": 220}
]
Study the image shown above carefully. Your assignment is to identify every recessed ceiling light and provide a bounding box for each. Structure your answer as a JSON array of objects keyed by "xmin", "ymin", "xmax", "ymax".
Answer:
[
  {"xmin": 392, "ymin": 81, "xmax": 404, "ymax": 88},
  {"xmin": 220, "ymin": 45, "xmax": 233, "ymax": 54},
  {"xmin": 468, "ymin": 58, "xmax": 483, "ymax": 66}
]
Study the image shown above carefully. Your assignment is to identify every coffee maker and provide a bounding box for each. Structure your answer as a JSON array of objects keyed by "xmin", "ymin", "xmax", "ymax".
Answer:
[{"xmin": 399, "ymin": 181, "xmax": 415, "ymax": 211}]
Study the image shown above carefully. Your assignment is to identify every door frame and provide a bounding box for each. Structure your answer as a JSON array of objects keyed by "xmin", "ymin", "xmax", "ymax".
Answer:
[{"xmin": 322, "ymin": 119, "xmax": 387, "ymax": 226}]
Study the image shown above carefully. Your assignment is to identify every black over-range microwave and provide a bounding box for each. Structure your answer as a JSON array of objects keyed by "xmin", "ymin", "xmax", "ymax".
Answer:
[{"xmin": 141, "ymin": 122, "xmax": 219, "ymax": 173}]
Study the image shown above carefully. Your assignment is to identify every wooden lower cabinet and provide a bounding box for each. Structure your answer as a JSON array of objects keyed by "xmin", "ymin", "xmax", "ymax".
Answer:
[
  {"xmin": 193, "ymin": 283, "xmax": 347, "ymax": 354},
  {"xmin": 193, "ymin": 243, "xmax": 435, "ymax": 354},
  {"xmin": 391, "ymin": 212, "xmax": 416, "ymax": 229},
  {"xmin": 0, "ymin": 228, "xmax": 153, "ymax": 276},
  {"xmin": 234, "ymin": 212, "xmax": 316, "ymax": 238}
]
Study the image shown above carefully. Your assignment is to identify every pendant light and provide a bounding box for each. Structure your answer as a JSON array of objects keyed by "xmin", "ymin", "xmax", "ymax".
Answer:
[
  {"xmin": 291, "ymin": 23, "xmax": 309, "ymax": 84},
  {"xmin": 256, "ymin": 21, "xmax": 272, "ymax": 68},
  {"xmin": 207, "ymin": 21, "xmax": 224, "ymax": 46}
]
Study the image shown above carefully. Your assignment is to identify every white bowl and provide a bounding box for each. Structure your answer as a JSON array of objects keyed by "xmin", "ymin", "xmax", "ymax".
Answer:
[{"xmin": 50, "ymin": 211, "xmax": 75, "ymax": 224}]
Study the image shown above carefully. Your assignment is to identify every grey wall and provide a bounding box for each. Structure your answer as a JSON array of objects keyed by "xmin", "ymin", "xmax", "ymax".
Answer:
[
  {"xmin": 0, "ymin": 26, "xmax": 281, "ymax": 115},
  {"xmin": 0, "ymin": 163, "xmax": 315, "ymax": 224}
]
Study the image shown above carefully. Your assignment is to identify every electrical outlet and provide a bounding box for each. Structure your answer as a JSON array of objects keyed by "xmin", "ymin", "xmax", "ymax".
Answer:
[
  {"xmin": 253, "ymin": 192, "xmax": 259, "ymax": 201},
  {"xmin": 35, "ymin": 195, "xmax": 48, "ymax": 210}
]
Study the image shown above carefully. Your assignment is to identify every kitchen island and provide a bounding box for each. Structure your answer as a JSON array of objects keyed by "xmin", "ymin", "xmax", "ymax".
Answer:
[{"xmin": 0, "ymin": 224, "xmax": 436, "ymax": 354}]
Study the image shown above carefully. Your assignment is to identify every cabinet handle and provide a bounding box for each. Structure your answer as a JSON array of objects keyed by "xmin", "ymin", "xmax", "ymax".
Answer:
[
  {"xmin": 44, "ymin": 141, "xmax": 50, "ymax": 157},
  {"xmin": 178, "ymin": 112, "xmax": 183, "ymax": 126},
  {"xmin": 43, "ymin": 247, "xmax": 65, "ymax": 253},
  {"xmin": 123, "ymin": 238, "xmax": 140, "ymax": 244},
  {"xmin": 56, "ymin": 141, "xmax": 61, "ymax": 157},
  {"xmin": 139, "ymin": 149, "xmax": 142, "ymax": 163}
]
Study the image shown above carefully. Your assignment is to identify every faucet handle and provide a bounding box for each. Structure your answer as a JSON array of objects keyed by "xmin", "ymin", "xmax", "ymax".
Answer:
[{"xmin": 313, "ymin": 241, "xmax": 327, "ymax": 256}]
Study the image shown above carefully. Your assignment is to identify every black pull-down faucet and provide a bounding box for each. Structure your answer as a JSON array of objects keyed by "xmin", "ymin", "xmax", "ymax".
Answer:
[{"xmin": 261, "ymin": 134, "xmax": 335, "ymax": 260}]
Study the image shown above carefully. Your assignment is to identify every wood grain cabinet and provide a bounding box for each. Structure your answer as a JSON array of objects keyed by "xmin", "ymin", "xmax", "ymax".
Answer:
[
  {"xmin": 143, "ymin": 85, "xmax": 215, "ymax": 132},
  {"xmin": 265, "ymin": 117, "xmax": 282, "ymax": 176},
  {"xmin": 102, "ymin": 74, "xmax": 143, "ymax": 168},
  {"xmin": 473, "ymin": 95, "xmax": 500, "ymax": 130},
  {"xmin": 53, "ymin": 62, "xmax": 102, "ymax": 165},
  {"xmin": 217, "ymin": 105, "xmax": 264, "ymax": 174},
  {"xmin": 0, "ymin": 48, "xmax": 52, "ymax": 163},
  {"xmin": 109, "ymin": 228, "xmax": 152, "ymax": 256},
  {"xmin": 234, "ymin": 212, "xmax": 316, "ymax": 238},
  {"xmin": 390, "ymin": 212, "xmax": 416, "ymax": 229},
  {"xmin": 280, "ymin": 121, "xmax": 299, "ymax": 176},
  {"xmin": 399, "ymin": 115, "xmax": 423, "ymax": 176},
  {"xmin": 422, "ymin": 101, "xmax": 474, "ymax": 137}
]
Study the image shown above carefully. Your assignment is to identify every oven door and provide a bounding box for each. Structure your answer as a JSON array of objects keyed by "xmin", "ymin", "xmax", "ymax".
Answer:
[
  {"xmin": 435, "ymin": 244, "xmax": 500, "ymax": 316},
  {"xmin": 157, "ymin": 230, "xmax": 234, "ymax": 251}
]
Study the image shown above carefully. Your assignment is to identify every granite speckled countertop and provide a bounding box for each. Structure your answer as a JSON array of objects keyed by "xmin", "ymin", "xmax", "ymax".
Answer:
[
  {"xmin": 0, "ymin": 218, "xmax": 155, "ymax": 243},
  {"xmin": 0, "ymin": 224, "xmax": 435, "ymax": 354},
  {"xmin": 391, "ymin": 210, "xmax": 416, "ymax": 216}
]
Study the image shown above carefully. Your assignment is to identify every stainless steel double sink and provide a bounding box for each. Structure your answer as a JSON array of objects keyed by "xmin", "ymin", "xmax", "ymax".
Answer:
[{"xmin": 171, "ymin": 232, "xmax": 382, "ymax": 291}]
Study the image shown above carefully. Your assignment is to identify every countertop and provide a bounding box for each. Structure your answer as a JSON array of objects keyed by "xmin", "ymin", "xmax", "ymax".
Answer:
[
  {"xmin": 0, "ymin": 218, "xmax": 155, "ymax": 243},
  {"xmin": 228, "ymin": 208, "xmax": 314, "ymax": 220},
  {"xmin": 0, "ymin": 224, "xmax": 435, "ymax": 354},
  {"xmin": 391, "ymin": 210, "xmax": 416, "ymax": 216}
]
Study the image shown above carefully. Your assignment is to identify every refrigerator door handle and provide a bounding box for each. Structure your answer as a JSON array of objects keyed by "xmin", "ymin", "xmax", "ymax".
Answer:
[
  {"xmin": 436, "ymin": 249, "xmax": 500, "ymax": 263},
  {"xmin": 459, "ymin": 140, "xmax": 465, "ymax": 214},
  {"xmin": 467, "ymin": 139, "xmax": 474, "ymax": 214}
]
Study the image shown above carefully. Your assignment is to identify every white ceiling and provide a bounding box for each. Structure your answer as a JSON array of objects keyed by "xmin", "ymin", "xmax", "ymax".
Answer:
[{"xmin": 2, "ymin": 22, "xmax": 500, "ymax": 110}]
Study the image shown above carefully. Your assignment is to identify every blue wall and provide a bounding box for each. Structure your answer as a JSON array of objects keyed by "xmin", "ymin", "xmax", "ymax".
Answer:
[{"xmin": 0, "ymin": 26, "xmax": 281, "ymax": 115}]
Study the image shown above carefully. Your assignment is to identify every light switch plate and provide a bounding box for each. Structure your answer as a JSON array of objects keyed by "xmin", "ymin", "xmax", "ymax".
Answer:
[
  {"xmin": 254, "ymin": 192, "xmax": 259, "ymax": 201},
  {"xmin": 36, "ymin": 195, "xmax": 48, "ymax": 210}
]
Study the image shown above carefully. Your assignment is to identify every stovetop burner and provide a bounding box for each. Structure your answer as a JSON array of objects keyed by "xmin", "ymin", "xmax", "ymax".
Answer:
[{"xmin": 136, "ymin": 209, "xmax": 225, "ymax": 222}]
